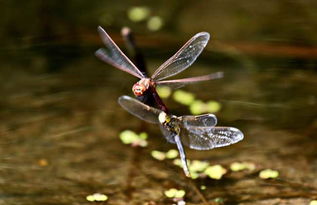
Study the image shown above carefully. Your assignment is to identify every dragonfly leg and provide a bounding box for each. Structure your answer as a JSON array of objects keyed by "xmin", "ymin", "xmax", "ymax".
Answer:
[{"xmin": 174, "ymin": 135, "xmax": 190, "ymax": 177}]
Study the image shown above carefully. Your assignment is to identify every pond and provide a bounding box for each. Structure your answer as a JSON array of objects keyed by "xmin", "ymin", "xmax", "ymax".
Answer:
[{"xmin": 0, "ymin": 1, "xmax": 317, "ymax": 204}]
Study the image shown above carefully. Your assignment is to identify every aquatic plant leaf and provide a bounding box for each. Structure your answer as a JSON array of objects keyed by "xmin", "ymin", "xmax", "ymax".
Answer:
[
  {"xmin": 128, "ymin": 7, "xmax": 150, "ymax": 22},
  {"xmin": 310, "ymin": 200, "xmax": 317, "ymax": 205},
  {"xmin": 230, "ymin": 162, "xmax": 255, "ymax": 172},
  {"xmin": 259, "ymin": 169, "xmax": 279, "ymax": 179},
  {"xmin": 156, "ymin": 86, "xmax": 172, "ymax": 98},
  {"xmin": 86, "ymin": 193, "xmax": 108, "ymax": 202},
  {"xmin": 151, "ymin": 150, "xmax": 166, "ymax": 161},
  {"xmin": 165, "ymin": 149, "xmax": 178, "ymax": 159},
  {"xmin": 204, "ymin": 165, "xmax": 227, "ymax": 179},
  {"xmin": 173, "ymin": 90, "xmax": 195, "ymax": 105},
  {"xmin": 147, "ymin": 16, "xmax": 163, "ymax": 31}
]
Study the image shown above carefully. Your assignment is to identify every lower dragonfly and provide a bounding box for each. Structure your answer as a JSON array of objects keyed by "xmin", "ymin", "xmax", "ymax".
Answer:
[{"xmin": 118, "ymin": 95, "xmax": 244, "ymax": 177}]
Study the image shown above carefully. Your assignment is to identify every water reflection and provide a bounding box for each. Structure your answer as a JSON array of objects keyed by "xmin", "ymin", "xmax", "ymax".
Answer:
[{"xmin": 0, "ymin": 0, "xmax": 317, "ymax": 204}]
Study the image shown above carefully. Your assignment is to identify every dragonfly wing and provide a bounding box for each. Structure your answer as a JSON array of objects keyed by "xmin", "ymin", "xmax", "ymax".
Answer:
[
  {"xmin": 151, "ymin": 32, "xmax": 210, "ymax": 81},
  {"xmin": 181, "ymin": 114, "xmax": 218, "ymax": 127},
  {"xmin": 159, "ymin": 125, "xmax": 176, "ymax": 144},
  {"xmin": 95, "ymin": 26, "xmax": 145, "ymax": 79},
  {"xmin": 156, "ymin": 72, "xmax": 223, "ymax": 89},
  {"xmin": 180, "ymin": 126, "xmax": 244, "ymax": 150},
  {"xmin": 118, "ymin": 95, "xmax": 161, "ymax": 124}
]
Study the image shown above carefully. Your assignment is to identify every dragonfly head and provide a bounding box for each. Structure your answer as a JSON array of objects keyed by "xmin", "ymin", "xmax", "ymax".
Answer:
[
  {"xmin": 132, "ymin": 78, "xmax": 152, "ymax": 96},
  {"xmin": 158, "ymin": 111, "xmax": 171, "ymax": 125}
]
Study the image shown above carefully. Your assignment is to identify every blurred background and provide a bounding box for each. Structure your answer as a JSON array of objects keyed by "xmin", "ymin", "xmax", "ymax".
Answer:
[{"xmin": 1, "ymin": 0, "xmax": 317, "ymax": 204}]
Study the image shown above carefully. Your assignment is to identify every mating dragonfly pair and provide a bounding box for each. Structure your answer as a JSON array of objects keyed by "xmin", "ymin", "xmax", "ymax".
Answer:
[{"xmin": 96, "ymin": 26, "xmax": 244, "ymax": 177}]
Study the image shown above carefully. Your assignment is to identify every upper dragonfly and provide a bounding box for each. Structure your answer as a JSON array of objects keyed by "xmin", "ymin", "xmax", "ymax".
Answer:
[
  {"xmin": 118, "ymin": 95, "xmax": 244, "ymax": 177},
  {"xmin": 95, "ymin": 26, "xmax": 223, "ymax": 111}
]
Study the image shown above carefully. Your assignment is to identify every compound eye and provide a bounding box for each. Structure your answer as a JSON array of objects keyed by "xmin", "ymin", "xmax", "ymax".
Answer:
[{"xmin": 132, "ymin": 84, "xmax": 145, "ymax": 96}]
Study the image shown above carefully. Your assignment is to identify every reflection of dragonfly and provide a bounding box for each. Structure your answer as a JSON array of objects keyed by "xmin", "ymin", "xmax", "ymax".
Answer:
[
  {"xmin": 118, "ymin": 95, "xmax": 244, "ymax": 177},
  {"xmin": 96, "ymin": 26, "xmax": 223, "ymax": 111}
]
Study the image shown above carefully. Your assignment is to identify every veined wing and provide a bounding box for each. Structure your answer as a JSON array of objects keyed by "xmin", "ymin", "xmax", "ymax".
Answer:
[
  {"xmin": 95, "ymin": 26, "xmax": 145, "ymax": 79},
  {"xmin": 156, "ymin": 72, "xmax": 223, "ymax": 89},
  {"xmin": 180, "ymin": 114, "xmax": 217, "ymax": 128},
  {"xmin": 159, "ymin": 125, "xmax": 176, "ymax": 144},
  {"xmin": 118, "ymin": 95, "xmax": 161, "ymax": 124},
  {"xmin": 151, "ymin": 32, "xmax": 210, "ymax": 81},
  {"xmin": 180, "ymin": 126, "xmax": 244, "ymax": 150}
]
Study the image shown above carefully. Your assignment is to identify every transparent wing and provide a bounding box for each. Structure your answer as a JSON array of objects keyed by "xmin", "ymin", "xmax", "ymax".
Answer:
[
  {"xmin": 151, "ymin": 32, "xmax": 210, "ymax": 81},
  {"xmin": 180, "ymin": 126, "xmax": 244, "ymax": 150},
  {"xmin": 181, "ymin": 114, "xmax": 218, "ymax": 128},
  {"xmin": 159, "ymin": 125, "xmax": 176, "ymax": 144},
  {"xmin": 156, "ymin": 72, "xmax": 223, "ymax": 89},
  {"xmin": 95, "ymin": 26, "xmax": 145, "ymax": 79},
  {"xmin": 118, "ymin": 95, "xmax": 161, "ymax": 124}
]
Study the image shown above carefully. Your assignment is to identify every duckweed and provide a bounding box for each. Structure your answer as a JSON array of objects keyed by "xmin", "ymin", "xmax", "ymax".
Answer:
[
  {"xmin": 204, "ymin": 165, "xmax": 227, "ymax": 180},
  {"xmin": 190, "ymin": 100, "xmax": 221, "ymax": 115},
  {"xmin": 259, "ymin": 169, "xmax": 279, "ymax": 179},
  {"xmin": 230, "ymin": 162, "xmax": 255, "ymax": 172},
  {"xmin": 164, "ymin": 188, "xmax": 186, "ymax": 198},
  {"xmin": 173, "ymin": 90, "xmax": 195, "ymax": 106},
  {"xmin": 156, "ymin": 86, "xmax": 172, "ymax": 98},
  {"xmin": 147, "ymin": 16, "xmax": 163, "ymax": 31},
  {"xmin": 86, "ymin": 193, "xmax": 108, "ymax": 202},
  {"xmin": 214, "ymin": 197, "xmax": 224, "ymax": 203},
  {"xmin": 127, "ymin": 7, "xmax": 150, "ymax": 22},
  {"xmin": 200, "ymin": 185, "xmax": 206, "ymax": 190},
  {"xmin": 119, "ymin": 130, "xmax": 148, "ymax": 147},
  {"xmin": 310, "ymin": 200, "xmax": 317, "ymax": 205},
  {"xmin": 173, "ymin": 158, "xmax": 182, "ymax": 167},
  {"xmin": 165, "ymin": 149, "xmax": 178, "ymax": 159},
  {"xmin": 189, "ymin": 160, "xmax": 209, "ymax": 172},
  {"xmin": 151, "ymin": 150, "xmax": 166, "ymax": 161},
  {"xmin": 206, "ymin": 100, "xmax": 221, "ymax": 113}
]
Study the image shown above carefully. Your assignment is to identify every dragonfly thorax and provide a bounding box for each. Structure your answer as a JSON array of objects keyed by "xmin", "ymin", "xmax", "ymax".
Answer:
[
  {"xmin": 158, "ymin": 112, "xmax": 180, "ymax": 134},
  {"xmin": 132, "ymin": 78, "xmax": 155, "ymax": 96}
]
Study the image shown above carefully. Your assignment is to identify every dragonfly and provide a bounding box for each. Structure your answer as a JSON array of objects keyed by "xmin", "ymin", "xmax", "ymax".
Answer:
[
  {"xmin": 95, "ymin": 26, "xmax": 223, "ymax": 111},
  {"xmin": 118, "ymin": 95, "xmax": 244, "ymax": 177}
]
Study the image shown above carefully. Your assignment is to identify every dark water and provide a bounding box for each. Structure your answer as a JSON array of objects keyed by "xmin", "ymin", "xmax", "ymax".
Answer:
[{"xmin": 1, "ymin": 1, "xmax": 317, "ymax": 204}]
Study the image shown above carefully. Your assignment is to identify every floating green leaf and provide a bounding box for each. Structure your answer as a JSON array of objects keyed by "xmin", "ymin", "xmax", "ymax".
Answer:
[
  {"xmin": 214, "ymin": 197, "xmax": 224, "ymax": 203},
  {"xmin": 173, "ymin": 90, "xmax": 195, "ymax": 106},
  {"xmin": 164, "ymin": 188, "xmax": 186, "ymax": 198},
  {"xmin": 156, "ymin": 86, "xmax": 172, "ymax": 98},
  {"xmin": 259, "ymin": 169, "xmax": 279, "ymax": 179},
  {"xmin": 173, "ymin": 158, "xmax": 182, "ymax": 167},
  {"xmin": 119, "ymin": 130, "xmax": 148, "ymax": 147},
  {"xmin": 139, "ymin": 132, "xmax": 148, "ymax": 140},
  {"xmin": 174, "ymin": 189, "xmax": 186, "ymax": 198},
  {"xmin": 190, "ymin": 100, "xmax": 221, "ymax": 115},
  {"xmin": 189, "ymin": 100, "xmax": 205, "ymax": 115},
  {"xmin": 204, "ymin": 165, "xmax": 227, "ymax": 180},
  {"xmin": 86, "ymin": 193, "xmax": 108, "ymax": 202},
  {"xmin": 151, "ymin": 150, "xmax": 166, "ymax": 161},
  {"xmin": 230, "ymin": 162, "xmax": 255, "ymax": 172},
  {"xmin": 127, "ymin": 7, "xmax": 150, "ymax": 22},
  {"xmin": 310, "ymin": 200, "xmax": 317, "ymax": 205},
  {"xmin": 165, "ymin": 149, "xmax": 178, "ymax": 159},
  {"xmin": 206, "ymin": 100, "xmax": 221, "ymax": 113},
  {"xmin": 200, "ymin": 185, "xmax": 206, "ymax": 190},
  {"xmin": 147, "ymin": 16, "xmax": 163, "ymax": 31},
  {"xmin": 119, "ymin": 130, "xmax": 139, "ymax": 144},
  {"xmin": 189, "ymin": 160, "xmax": 209, "ymax": 172}
]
